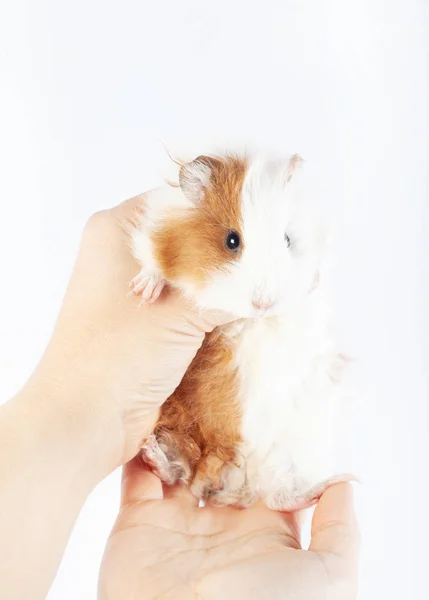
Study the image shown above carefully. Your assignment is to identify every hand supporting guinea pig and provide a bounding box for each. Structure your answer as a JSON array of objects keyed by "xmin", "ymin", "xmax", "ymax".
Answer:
[
  {"xmin": 99, "ymin": 458, "xmax": 360, "ymax": 600},
  {"xmin": 0, "ymin": 194, "xmax": 232, "ymax": 600}
]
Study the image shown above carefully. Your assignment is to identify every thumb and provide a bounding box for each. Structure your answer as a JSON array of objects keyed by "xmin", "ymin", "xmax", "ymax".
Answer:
[{"xmin": 309, "ymin": 483, "xmax": 360, "ymax": 560}]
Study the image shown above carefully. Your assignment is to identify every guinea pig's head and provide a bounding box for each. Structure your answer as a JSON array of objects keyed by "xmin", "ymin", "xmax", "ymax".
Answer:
[{"xmin": 152, "ymin": 152, "xmax": 328, "ymax": 318}]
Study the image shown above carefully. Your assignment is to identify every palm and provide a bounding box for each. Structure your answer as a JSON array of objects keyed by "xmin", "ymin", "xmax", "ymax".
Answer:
[{"xmin": 99, "ymin": 461, "xmax": 358, "ymax": 600}]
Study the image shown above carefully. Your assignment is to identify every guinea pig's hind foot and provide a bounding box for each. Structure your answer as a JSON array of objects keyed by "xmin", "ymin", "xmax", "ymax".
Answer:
[
  {"xmin": 128, "ymin": 269, "xmax": 165, "ymax": 304},
  {"xmin": 140, "ymin": 434, "xmax": 184, "ymax": 486},
  {"xmin": 192, "ymin": 456, "xmax": 258, "ymax": 508},
  {"xmin": 264, "ymin": 473, "xmax": 357, "ymax": 512}
]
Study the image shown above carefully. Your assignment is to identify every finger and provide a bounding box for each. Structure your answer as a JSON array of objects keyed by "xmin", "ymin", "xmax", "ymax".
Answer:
[
  {"xmin": 309, "ymin": 482, "xmax": 360, "ymax": 560},
  {"xmin": 110, "ymin": 193, "xmax": 147, "ymax": 218},
  {"xmin": 162, "ymin": 482, "xmax": 200, "ymax": 507},
  {"xmin": 111, "ymin": 193, "xmax": 150, "ymax": 247},
  {"xmin": 121, "ymin": 455, "xmax": 163, "ymax": 508},
  {"xmin": 179, "ymin": 304, "xmax": 236, "ymax": 334}
]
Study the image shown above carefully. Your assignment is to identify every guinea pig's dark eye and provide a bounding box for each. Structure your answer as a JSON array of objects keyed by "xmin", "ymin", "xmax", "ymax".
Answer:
[
  {"xmin": 225, "ymin": 230, "xmax": 241, "ymax": 252},
  {"xmin": 284, "ymin": 233, "xmax": 291, "ymax": 248}
]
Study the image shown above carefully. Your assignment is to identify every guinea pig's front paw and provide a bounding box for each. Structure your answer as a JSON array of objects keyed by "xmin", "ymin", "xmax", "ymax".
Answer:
[
  {"xmin": 128, "ymin": 269, "xmax": 165, "ymax": 304},
  {"xmin": 263, "ymin": 472, "xmax": 357, "ymax": 512}
]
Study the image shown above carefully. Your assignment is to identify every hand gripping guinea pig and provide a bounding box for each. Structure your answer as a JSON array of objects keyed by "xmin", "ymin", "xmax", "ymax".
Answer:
[{"xmin": 128, "ymin": 151, "xmax": 353, "ymax": 511}]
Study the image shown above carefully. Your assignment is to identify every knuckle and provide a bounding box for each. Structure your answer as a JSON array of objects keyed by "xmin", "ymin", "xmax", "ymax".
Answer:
[
  {"xmin": 85, "ymin": 209, "xmax": 110, "ymax": 230},
  {"xmin": 83, "ymin": 209, "xmax": 116, "ymax": 241}
]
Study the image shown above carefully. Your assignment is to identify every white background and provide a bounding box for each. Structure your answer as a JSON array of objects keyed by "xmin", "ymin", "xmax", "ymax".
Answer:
[{"xmin": 0, "ymin": 1, "xmax": 428, "ymax": 598}]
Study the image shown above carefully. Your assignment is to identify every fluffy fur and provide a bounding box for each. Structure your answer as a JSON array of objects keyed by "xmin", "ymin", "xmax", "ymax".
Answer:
[{"xmin": 130, "ymin": 150, "xmax": 350, "ymax": 510}]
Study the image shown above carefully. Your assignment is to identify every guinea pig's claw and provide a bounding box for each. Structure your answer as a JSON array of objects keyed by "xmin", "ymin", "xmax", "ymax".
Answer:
[
  {"xmin": 128, "ymin": 270, "xmax": 165, "ymax": 304},
  {"xmin": 140, "ymin": 434, "xmax": 177, "ymax": 486}
]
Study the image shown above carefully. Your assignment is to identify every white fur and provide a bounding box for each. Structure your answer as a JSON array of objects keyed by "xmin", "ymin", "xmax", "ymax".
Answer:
[
  {"xmin": 132, "ymin": 152, "xmax": 347, "ymax": 507},
  {"xmin": 229, "ymin": 290, "xmax": 341, "ymax": 508},
  {"xmin": 131, "ymin": 185, "xmax": 191, "ymax": 273},
  {"xmin": 130, "ymin": 185, "xmax": 192, "ymax": 302},
  {"xmin": 178, "ymin": 154, "xmax": 328, "ymax": 318}
]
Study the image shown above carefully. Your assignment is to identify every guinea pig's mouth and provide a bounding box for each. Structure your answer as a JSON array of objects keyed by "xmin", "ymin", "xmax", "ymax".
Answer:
[{"xmin": 251, "ymin": 299, "xmax": 274, "ymax": 314}]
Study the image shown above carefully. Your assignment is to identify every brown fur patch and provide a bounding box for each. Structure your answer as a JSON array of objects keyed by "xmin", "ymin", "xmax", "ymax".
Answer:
[
  {"xmin": 152, "ymin": 155, "xmax": 247, "ymax": 285},
  {"xmin": 154, "ymin": 326, "xmax": 242, "ymax": 492}
]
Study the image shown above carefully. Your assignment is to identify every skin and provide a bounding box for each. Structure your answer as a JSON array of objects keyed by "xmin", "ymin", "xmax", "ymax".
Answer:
[
  {"xmin": 0, "ymin": 195, "xmax": 360, "ymax": 600},
  {"xmin": 100, "ymin": 460, "xmax": 359, "ymax": 600}
]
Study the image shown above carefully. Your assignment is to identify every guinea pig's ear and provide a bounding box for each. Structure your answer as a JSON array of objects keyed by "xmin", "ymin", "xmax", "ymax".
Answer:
[
  {"xmin": 284, "ymin": 153, "xmax": 304, "ymax": 184},
  {"xmin": 179, "ymin": 155, "xmax": 221, "ymax": 203}
]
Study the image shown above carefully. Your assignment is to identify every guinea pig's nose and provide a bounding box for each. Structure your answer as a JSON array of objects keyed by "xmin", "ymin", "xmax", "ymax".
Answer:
[{"xmin": 252, "ymin": 298, "xmax": 274, "ymax": 312}]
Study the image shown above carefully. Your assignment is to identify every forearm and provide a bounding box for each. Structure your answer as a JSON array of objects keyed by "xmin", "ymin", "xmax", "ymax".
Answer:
[{"xmin": 0, "ymin": 372, "xmax": 123, "ymax": 600}]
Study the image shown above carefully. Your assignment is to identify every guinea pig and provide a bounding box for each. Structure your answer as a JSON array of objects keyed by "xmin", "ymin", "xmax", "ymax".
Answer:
[{"xmin": 128, "ymin": 151, "xmax": 352, "ymax": 511}]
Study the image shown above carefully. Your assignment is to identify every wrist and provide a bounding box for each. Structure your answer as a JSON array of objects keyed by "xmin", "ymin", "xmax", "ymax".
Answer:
[
  {"xmin": 0, "ymin": 361, "xmax": 130, "ymax": 600},
  {"xmin": 19, "ymin": 357, "xmax": 128, "ymax": 490}
]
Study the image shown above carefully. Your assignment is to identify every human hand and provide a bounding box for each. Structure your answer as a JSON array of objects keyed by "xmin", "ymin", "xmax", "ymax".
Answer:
[
  {"xmin": 0, "ymin": 194, "xmax": 233, "ymax": 600},
  {"xmin": 99, "ymin": 459, "xmax": 360, "ymax": 600},
  {"xmin": 23, "ymin": 194, "xmax": 231, "ymax": 479}
]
